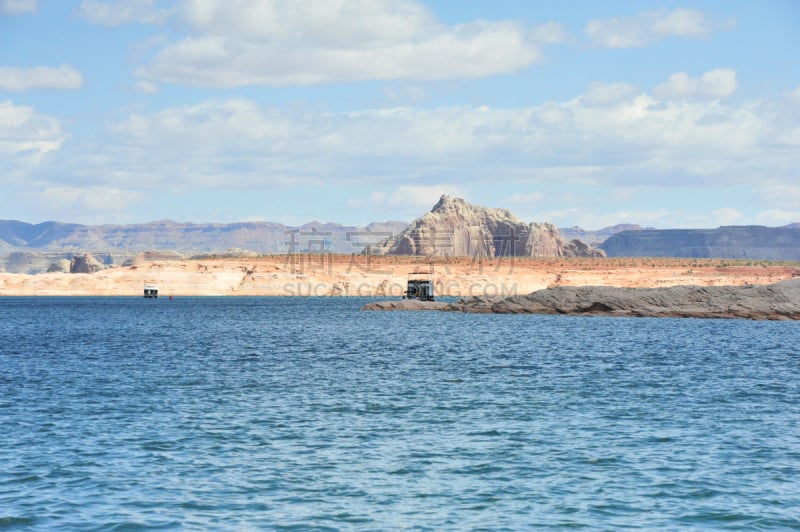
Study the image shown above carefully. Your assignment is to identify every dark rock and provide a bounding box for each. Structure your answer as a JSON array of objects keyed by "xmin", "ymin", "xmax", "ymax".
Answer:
[
  {"xmin": 69, "ymin": 253, "xmax": 106, "ymax": 274},
  {"xmin": 448, "ymin": 279, "xmax": 800, "ymax": 320},
  {"xmin": 47, "ymin": 259, "xmax": 71, "ymax": 273}
]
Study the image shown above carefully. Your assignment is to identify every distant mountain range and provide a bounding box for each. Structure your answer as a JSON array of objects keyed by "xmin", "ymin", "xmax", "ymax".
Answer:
[
  {"xmin": 558, "ymin": 224, "xmax": 648, "ymax": 245},
  {"xmin": 600, "ymin": 225, "xmax": 800, "ymax": 260},
  {"xmin": 0, "ymin": 219, "xmax": 408, "ymax": 254},
  {"xmin": 0, "ymin": 217, "xmax": 640, "ymax": 256},
  {"xmin": 1, "ymin": 206, "xmax": 798, "ymax": 274},
  {"xmin": 0, "ymin": 219, "xmax": 408, "ymax": 274}
]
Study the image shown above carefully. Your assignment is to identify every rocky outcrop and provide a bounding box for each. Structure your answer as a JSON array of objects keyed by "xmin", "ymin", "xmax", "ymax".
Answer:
[
  {"xmin": 47, "ymin": 259, "xmax": 71, "ymax": 273},
  {"xmin": 362, "ymin": 300, "xmax": 451, "ymax": 311},
  {"xmin": 0, "ymin": 251, "xmax": 128, "ymax": 274},
  {"xmin": 69, "ymin": 254, "xmax": 106, "ymax": 274},
  {"xmin": 370, "ymin": 195, "xmax": 604, "ymax": 258},
  {"xmin": 444, "ymin": 279, "xmax": 800, "ymax": 320},
  {"xmin": 601, "ymin": 226, "xmax": 800, "ymax": 260},
  {"xmin": 563, "ymin": 238, "xmax": 605, "ymax": 257}
]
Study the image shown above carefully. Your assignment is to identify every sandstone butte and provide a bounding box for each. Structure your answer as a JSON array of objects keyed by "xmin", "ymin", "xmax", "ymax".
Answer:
[{"xmin": 1, "ymin": 254, "xmax": 798, "ymax": 298}]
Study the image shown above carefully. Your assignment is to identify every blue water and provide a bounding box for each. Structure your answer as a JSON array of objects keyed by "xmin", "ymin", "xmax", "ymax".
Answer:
[{"xmin": 1, "ymin": 297, "xmax": 799, "ymax": 530}]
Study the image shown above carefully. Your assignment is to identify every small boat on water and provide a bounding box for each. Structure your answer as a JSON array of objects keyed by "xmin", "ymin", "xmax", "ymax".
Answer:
[
  {"xmin": 143, "ymin": 284, "xmax": 158, "ymax": 298},
  {"xmin": 403, "ymin": 266, "xmax": 435, "ymax": 301}
]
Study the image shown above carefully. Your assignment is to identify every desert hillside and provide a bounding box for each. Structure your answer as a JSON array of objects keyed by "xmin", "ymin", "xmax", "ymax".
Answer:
[{"xmin": 1, "ymin": 255, "xmax": 797, "ymax": 297}]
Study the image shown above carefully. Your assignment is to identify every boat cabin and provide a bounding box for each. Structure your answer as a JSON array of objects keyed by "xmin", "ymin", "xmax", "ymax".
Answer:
[
  {"xmin": 404, "ymin": 277, "xmax": 434, "ymax": 301},
  {"xmin": 143, "ymin": 284, "xmax": 159, "ymax": 298}
]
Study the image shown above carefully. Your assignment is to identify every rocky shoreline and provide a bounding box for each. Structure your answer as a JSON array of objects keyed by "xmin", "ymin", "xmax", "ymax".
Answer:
[{"xmin": 363, "ymin": 279, "xmax": 800, "ymax": 320}]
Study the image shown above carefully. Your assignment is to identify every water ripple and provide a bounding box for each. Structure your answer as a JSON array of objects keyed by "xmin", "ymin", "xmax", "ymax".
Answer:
[{"xmin": 1, "ymin": 297, "xmax": 799, "ymax": 529}]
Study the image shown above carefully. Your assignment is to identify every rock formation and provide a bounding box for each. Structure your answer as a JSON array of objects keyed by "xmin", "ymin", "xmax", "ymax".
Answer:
[
  {"xmin": 450, "ymin": 279, "xmax": 800, "ymax": 320},
  {"xmin": 69, "ymin": 253, "xmax": 106, "ymax": 274},
  {"xmin": 370, "ymin": 195, "xmax": 604, "ymax": 258},
  {"xmin": 0, "ymin": 251, "xmax": 128, "ymax": 274},
  {"xmin": 363, "ymin": 278, "xmax": 800, "ymax": 320},
  {"xmin": 47, "ymin": 259, "xmax": 71, "ymax": 273},
  {"xmin": 601, "ymin": 226, "xmax": 800, "ymax": 260}
]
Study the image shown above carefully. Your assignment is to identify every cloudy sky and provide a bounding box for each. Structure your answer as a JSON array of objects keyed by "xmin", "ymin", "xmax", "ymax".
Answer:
[{"xmin": 1, "ymin": 0, "xmax": 798, "ymax": 228}]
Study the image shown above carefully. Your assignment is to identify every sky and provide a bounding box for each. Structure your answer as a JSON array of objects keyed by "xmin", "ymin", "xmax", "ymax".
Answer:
[{"xmin": 1, "ymin": 0, "xmax": 799, "ymax": 229}]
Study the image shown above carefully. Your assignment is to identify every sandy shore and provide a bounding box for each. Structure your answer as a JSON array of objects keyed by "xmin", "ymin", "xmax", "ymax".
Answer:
[{"xmin": 1, "ymin": 255, "xmax": 798, "ymax": 296}]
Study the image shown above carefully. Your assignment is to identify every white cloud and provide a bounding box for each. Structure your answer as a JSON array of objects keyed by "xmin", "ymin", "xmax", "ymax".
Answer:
[
  {"xmin": 0, "ymin": 100, "xmax": 64, "ymax": 181},
  {"xmin": 77, "ymin": 0, "xmax": 172, "ymax": 26},
  {"xmin": 38, "ymin": 185, "xmax": 143, "ymax": 213},
  {"xmin": 711, "ymin": 207, "xmax": 744, "ymax": 226},
  {"xmin": 506, "ymin": 192, "xmax": 545, "ymax": 204},
  {"xmin": 0, "ymin": 0, "xmax": 37, "ymax": 15},
  {"xmin": 58, "ymin": 76, "xmax": 796, "ymax": 195},
  {"xmin": 346, "ymin": 191, "xmax": 388, "ymax": 210},
  {"xmin": 0, "ymin": 65, "xmax": 83, "ymax": 92},
  {"xmin": 180, "ymin": 0, "xmax": 436, "ymax": 45},
  {"xmin": 753, "ymin": 184, "xmax": 800, "ymax": 210},
  {"xmin": 580, "ymin": 82, "xmax": 638, "ymax": 107},
  {"xmin": 135, "ymin": 0, "xmax": 545, "ymax": 87},
  {"xmin": 388, "ymin": 184, "xmax": 465, "ymax": 211},
  {"xmin": 530, "ymin": 22, "xmax": 570, "ymax": 44},
  {"xmin": 384, "ymin": 85, "xmax": 428, "ymax": 105},
  {"xmin": 111, "ymin": 98, "xmax": 293, "ymax": 149},
  {"xmin": 788, "ymin": 85, "xmax": 800, "ymax": 104},
  {"xmin": 347, "ymin": 185, "xmax": 464, "ymax": 214},
  {"xmin": 755, "ymin": 210, "xmax": 800, "ymax": 226},
  {"xmin": 585, "ymin": 8, "xmax": 733, "ymax": 48},
  {"xmin": 133, "ymin": 80, "xmax": 159, "ymax": 94},
  {"xmin": 652, "ymin": 8, "xmax": 718, "ymax": 37},
  {"xmin": 655, "ymin": 68, "xmax": 737, "ymax": 99},
  {"xmin": 16, "ymin": 68, "xmax": 799, "ymax": 225},
  {"xmin": 0, "ymin": 100, "xmax": 61, "ymax": 152}
]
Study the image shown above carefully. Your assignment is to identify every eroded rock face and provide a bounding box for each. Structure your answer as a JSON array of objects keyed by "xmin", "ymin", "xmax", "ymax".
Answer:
[
  {"xmin": 371, "ymin": 195, "xmax": 604, "ymax": 258},
  {"xmin": 47, "ymin": 259, "xmax": 71, "ymax": 273},
  {"xmin": 563, "ymin": 238, "xmax": 606, "ymax": 258},
  {"xmin": 70, "ymin": 253, "xmax": 106, "ymax": 274}
]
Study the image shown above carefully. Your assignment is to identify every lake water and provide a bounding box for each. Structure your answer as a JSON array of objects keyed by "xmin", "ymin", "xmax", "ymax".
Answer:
[{"xmin": 1, "ymin": 297, "xmax": 799, "ymax": 529}]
